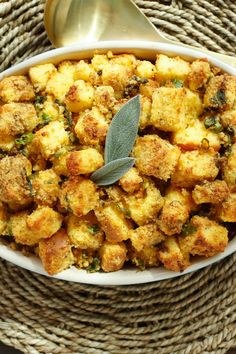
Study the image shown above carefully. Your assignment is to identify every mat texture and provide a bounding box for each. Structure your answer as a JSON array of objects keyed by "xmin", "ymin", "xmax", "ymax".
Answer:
[{"xmin": 0, "ymin": 0, "xmax": 236, "ymax": 353}]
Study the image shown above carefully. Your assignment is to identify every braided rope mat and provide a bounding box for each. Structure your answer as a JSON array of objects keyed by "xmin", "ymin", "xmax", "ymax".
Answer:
[{"xmin": 0, "ymin": 0, "xmax": 236, "ymax": 353}]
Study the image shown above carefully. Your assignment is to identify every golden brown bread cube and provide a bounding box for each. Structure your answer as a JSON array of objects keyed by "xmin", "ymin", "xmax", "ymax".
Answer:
[
  {"xmin": 94, "ymin": 86, "xmax": 116, "ymax": 115},
  {"xmin": 139, "ymin": 95, "xmax": 152, "ymax": 130},
  {"xmin": 67, "ymin": 212, "xmax": 104, "ymax": 249},
  {"xmin": 222, "ymin": 143, "xmax": 236, "ymax": 191},
  {"xmin": 0, "ymin": 202, "xmax": 8, "ymax": 235},
  {"xmin": 179, "ymin": 216, "xmax": 228, "ymax": 257},
  {"xmin": 215, "ymin": 193, "xmax": 236, "ymax": 222},
  {"xmin": 0, "ymin": 135, "xmax": 15, "ymax": 152},
  {"xmin": 133, "ymin": 135, "xmax": 181, "ymax": 181},
  {"xmin": 135, "ymin": 60, "xmax": 156, "ymax": 79},
  {"xmin": 10, "ymin": 207, "xmax": 63, "ymax": 246},
  {"xmin": 102, "ymin": 63, "xmax": 133, "ymax": 98},
  {"xmin": 0, "ymin": 155, "xmax": 32, "ymax": 207},
  {"xmin": 188, "ymin": 59, "xmax": 212, "ymax": 91},
  {"xmin": 64, "ymin": 80, "xmax": 94, "ymax": 112},
  {"xmin": 124, "ymin": 179, "xmax": 164, "ymax": 226},
  {"xmin": 150, "ymin": 87, "xmax": 202, "ymax": 132},
  {"xmin": 95, "ymin": 203, "xmax": 132, "ymax": 243},
  {"xmin": 39, "ymin": 95, "xmax": 64, "ymax": 122},
  {"xmin": 74, "ymin": 107, "xmax": 108, "ymax": 146},
  {"xmin": 31, "ymin": 169, "xmax": 61, "ymax": 206},
  {"xmin": 158, "ymin": 187, "xmax": 194, "ymax": 236},
  {"xmin": 29, "ymin": 63, "xmax": 56, "ymax": 92},
  {"xmin": 204, "ymin": 74, "xmax": 236, "ymax": 110},
  {"xmin": 91, "ymin": 54, "xmax": 109, "ymax": 71},
  {"xmin": 45, "ymin": 69, "xmax": 74, "ymax": 101},
  {"xmin": 51, "ymin": 149, "xmax": 70, "ymax": 176},
  {"xmin": 34, "ymin": 121, "xmax": 70, "ymax": 159},
  {"xmin": 171, "ymin": 150, "xmax": 219, "ymax": 188},
  {"xmin": 0, "ymin": 75, "xmax": 35, "ymax": 103},
  {"xmin": 74, "ymin": 60, "xmax": 96, "ymax": 82},
  {"xmin": 67, "ymin": 149, "xmax": 104, "ymax": 175},
  {"xmin": 119, "ymin": 167, "xmax": 143, "ymax": 194},
  {"xmin": 139, "ymin": 79, "xmax": 160, "ymax": 99},
  {"xmin": 98, "ymin": 241, "xmax": 127, "ymax": 272},
  {"xmin": 192, "ymin": 180, "xmax": 230, "ymax": 204},
  {"xmin": 172, "ymin": 118, "xmax": 221, "ymax": 151},
  {"xmin": 39, "ymin": 229, "xmax": 74, "ymax": 275},
  {"xmin": 109, "ymin": 53, "xmax": 137, "ymax": 68},
  {"xmin": 0, "ymin": 103, "xmax": 39, "ymax": 137},
  {"xmin": 129, "ymin": 223, "xmax": 165, "ymax": 252},
  {"xmin": 59, "ymin": 177, "xmax": 99, "ymax": 217},
  {"xmin": 158, "ymin": 236, "xmax": 190, "ymax": 272},
  {"xmin": 220, "ymin": 110, "xmax": 236, "ymax": 140},
  {"xmin": 155, "ymin": 54, "xmax": 191, "ymax": 81}
]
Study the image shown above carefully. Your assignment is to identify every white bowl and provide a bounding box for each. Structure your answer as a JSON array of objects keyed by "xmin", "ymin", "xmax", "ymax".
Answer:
[{"xmin": 0, "ymin": 41, "xmax": 235, "ymax": 285}]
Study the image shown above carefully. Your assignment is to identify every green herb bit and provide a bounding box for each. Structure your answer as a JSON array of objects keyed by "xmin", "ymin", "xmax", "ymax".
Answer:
[
  {"xmin": 210, "ymin": 89, "xmax": 226, "ymax": 106},
  {"xmin": 41, "ymin": 113, "xmax": 51, "ymax": 124},
  {"xmin": 204, "ymin": 116, "xmax": 222, "ymax": 132},
  {"xmin": 15, "ymin": 133, "xmax": 34, "ymax": 146},
  {"xmin": 204, "ymin": 116, "xmax": 216, "ymax": 128},
  {"xmin": 133, "ymin": 257, "xmax": 145, "ymax": 271},
  {"xmin": 181, "ymin": 223, "xmax": 197, "ymax": 236},
  {"xmin": 88, "ymin": 224, "xmax": 100, "ymax": 234},
  {"xmin": 172, "ymin": 79, "xmax": 183, "ymax": 88},
  {"xmin": 69, "ymin": 132, "xmax": 79, "ymax": 143},
  {"xmin": 54, "ymin": 99, "xmax": 73, "ymax": 127},
  {"xmin": 35, "ymin": 95, "xmax": 46, "ymax": 105},
  {"xmin": 26, "ymin": 175, "xmax": 34, "ymax": 197},
  {"xmin": 87, "ymin": 257, "xmax": 100, "ymax": 273},
  {"xmin": 115, "ymin": 203, "xmax": 131, "ymax": 219}
]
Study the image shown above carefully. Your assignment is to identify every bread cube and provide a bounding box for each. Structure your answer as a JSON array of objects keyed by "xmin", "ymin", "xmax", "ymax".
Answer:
[
  {"xmin": 27, "ymin": 206, "xmax": 63, "ymax": 238},
  {"xmin": 124, "ymin": 179, "xmax": 164, "ymax": 226},
  {"xmin": 139, "ymin": 79, "xmax": 160, "ymax": 99},
  {"xmin": 74, "ymin": 60, "xmax": 96, "ymax": 82},
  {"xmin": 172, "ymin": 150, "xmax": 219, "ymax": 188},
  {"xmin": 109, "ymin": 53, "xmax": 137, "ymax": 68},
  {"xmin": 133, "ymin": 135, "xmax": 181, "ymax": 181},
  {"xmin": 172, "ymin": 118, "xmax": 221, "ymax": 151},
  {"xmin": 10, "ymin": 212, "xmax": 35, "ymax": 245},
  {"xmin": 29, "ymin": 63, "xmax": 56, "ymax": 91},
  {"xmin": 39, "ymin": 229, "xmax": 74, "ymax": 275},
  {"xmin": 135, "ymin": 60, "xmax": 156, "ymax": 79},
  {"xmin": 95, "ymin": 203, "xmax": 132, "ymax": 243},
  {"xmin": 0, "ymin": 135, "xmax": 15, "ymax": 151},
  {"xmin": 130, "ymin": 223, "xmax": 165, "ymax": 252},
  {"xmin": 192, "ymin": 180, "xmax": 230, "ymax": 204},
  {"xmin": 32, "ymin": 169, "xmax": 61, "ymax": 206},
  {"xmin": 0, "ymin": 103, "xmax": 38, "ymax": 136},
  {"xmin": 51, "ymin": 149, "xmax": 70, "ymax": 176},
  {"xmin": 0, "ymin": 75, "xmax": 35, "ymax": 103},
  {"xmin": 59, "ymin": 177, "xmax": 99, "ymax": 217},
  {"xmin": 220, "ymin": 110, "xmax": 236, "ymax": 140},
  {"xmin": 179, "ymin": 216, "xmax": 228, "ymax": 257},
  {"xmin": 94, "ymin": 86, "xmax": 116, "ymax": 115},
  {"xmin": 139, "ymin": 95, "xmax": 151, "ymax": 129},
  {"xmin": 67, "ymin": 212, "xmax": 104, "ymax": 249},
  {"xmin": 158, "ymin": 236, "xmax": 190, "ymax": 272},
  {"xmin": 215, "ymin": 193, "xmax": 236, "ymax": 222},
  {"xmin": 204, "ymin": 75, "xmax": 236, "ymax": 110},
  {"xmin": 74, "ymin": 107, "xmax": 108, "ymax": 145},
  {"xmin": 155, "ymin": 54, "xmax": 190, "ymax": 81},
  {"xmin": 102, "ymin": 63, "xmax": 132, "ymax": 98},
  {"xmin": 98, "ymin": 241, "xmax": 127, "ymax": 272},
  {"xmin": 58, "ymin": 60, "xmax": 76, "ymax": 77},
  {"xmin": 119, "ymin": 167, "xmax": 143, "ymax": 193},
  {"xmin": 158, "ymin": 187, "xmax": 193, "ymax": 236},
  {"xmin": 222, "ymin": 143, "xmax": 236, "ymax": 191},
  {"xmin": 150, "ymin": 87, "xmax": 202, "ymax": 132},
  {"xmin": 91, "ymin": 54, "xmax": 109, "ymax": 71},
  {"xmin": 188, "ymin": 59, "xmax": 211, "ymax": 91},
  {"xmin": 64, "ymin": 80, "xmax": 94, "ymax": 113},
  {"xmin": 0, "ymin": 155, "xmax": 32, "ymax": 207},
  {"xmin": 40, "ymin": 95, "xmax": 64, "ymax": 122},
  {"xmin": 67, "ymin": 148, "xmax": 104, "ymax": 175},
  {"xmin": 34, "ymin": 121, "xmax": 69, "ymax": 159},
  {"xmin": 46, "ymin": 71, "xmax": 74, "ymax": 101},
  {"xmin": 0, "ymin": 202, "xmax": 8, "ymax": 234}
]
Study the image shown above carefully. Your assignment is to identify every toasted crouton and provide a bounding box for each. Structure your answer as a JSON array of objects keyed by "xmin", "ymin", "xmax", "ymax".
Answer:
[
  {"xmin": 29, "ymin": 63, "xmax": 56, "ymax": 92},
  {"xmin": 119, "ymin": 167, "xmax": 143, "ymax": 194},
  {"xmin": 188, "ymin": 59, "xmax": 212, "ymax": 91},
  {"xmin": 39, "ymin": 229, "xmax": 74, "ymax": 275},
  {"xmin": 135, "ymin": 60, "xmax": 156, "ymax": 79},
  {"xmin": 59, "ymin": 177, "xmax": 99, "ymax": 217},
  {"xmin": 129, "ymin": 223, "xmax": 165, "ymax": 252},
  {"xmin": 158, "ymin": 236, "xmax": 190, "ymax": 272},
  {"xmin": 64, "ymin": 80, "xmax": 94, "ymax": 112},
  {"xmin": 0, "ymin": 76, "xmax": 35, "ymax": 103},
  {"xmin": 179, "ymin": 216, "xmax": 228, "ymax": 257},
  {"xmin": 172, "ymin": 150, "xmax": 219, "ymax": 188},
  {"xmin": 31, "ymin": 169, "xmax": 61, "ymax": 206},
  {"xmin": 155, "ymin": 54, "xmax": 190, "ymax": 81},
  {"xmin": 67, "ymin": 149, "xmax": 104, "ymax": 175},
  {"xmin": 99, "ymin": 241, "xmax": 127, "ymax": 272},
  {"xmin": 192, "ymin": 180, "xmax": 230, "ymax": 204},
  {"xmin": 222, "ymin": 143, "xmax": 236, "ymax": 191},
  {"xmin": 150, "ymin": 87, "xmax": 202, "ymax": 132},
  {"xmin": 133, "ymin": 135, "xmax": 181, "ymax": 181},
  {"xmin": 215, "ymin": 193, "xmax": 236, "ymax": 222},
  {"xmin": 204, "ymin": 74, "xmax": 236, "ymax": 110}
]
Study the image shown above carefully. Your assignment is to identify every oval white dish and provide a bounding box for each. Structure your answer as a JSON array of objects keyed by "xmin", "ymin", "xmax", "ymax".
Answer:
[{"xmin": 0, "ymin": 41, "xmax": 235, "ymax": 285}]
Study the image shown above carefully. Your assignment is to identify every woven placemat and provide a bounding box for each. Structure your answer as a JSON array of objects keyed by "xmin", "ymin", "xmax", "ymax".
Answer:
[{"xmin": 0, "ymin": 1, "xmax": 236, "ymax": 353}]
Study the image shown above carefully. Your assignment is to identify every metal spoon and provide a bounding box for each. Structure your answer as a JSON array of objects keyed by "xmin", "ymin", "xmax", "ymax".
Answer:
[{"xmin": 44, "ymin": 0, "xmax": 236, "ymax": 68}]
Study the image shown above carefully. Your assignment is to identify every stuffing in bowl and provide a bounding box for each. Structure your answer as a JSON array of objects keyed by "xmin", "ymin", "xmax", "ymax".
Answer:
[{"xmin": 0, "ymin": 43, "xmax": 235, "ymax": 281}]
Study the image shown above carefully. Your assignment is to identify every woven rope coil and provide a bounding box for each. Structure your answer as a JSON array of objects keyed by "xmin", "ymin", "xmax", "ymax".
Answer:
[{"xmin": 0, "ymin": 0, "xmax": 236, "ymax": 353}]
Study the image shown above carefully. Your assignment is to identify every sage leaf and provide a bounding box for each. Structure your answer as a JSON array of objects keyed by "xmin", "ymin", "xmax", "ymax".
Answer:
[
  {"xmin": 91, "ymin": 157, "xmax": 135, "ymax": 186},
  {"xmin": 104, "ymin": 95, "xmax": 141, "ymax": 164}
]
